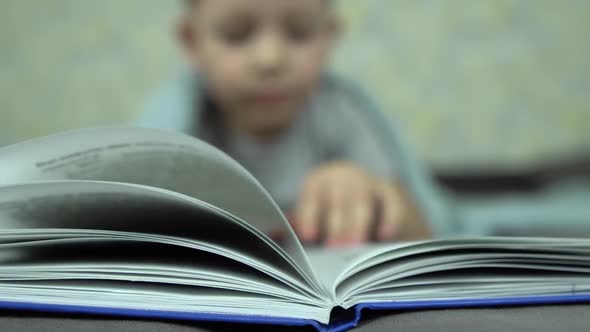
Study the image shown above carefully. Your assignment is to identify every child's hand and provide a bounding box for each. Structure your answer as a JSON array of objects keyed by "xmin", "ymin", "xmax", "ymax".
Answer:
[{"xmin": 293, "ymin": 162, "xmax": 411, "ymax": 247}]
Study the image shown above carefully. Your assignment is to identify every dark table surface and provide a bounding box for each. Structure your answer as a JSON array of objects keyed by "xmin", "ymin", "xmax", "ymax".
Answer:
[{"xmin": 3, "ymin": 304, "xmax": 590, "ymax": 332}]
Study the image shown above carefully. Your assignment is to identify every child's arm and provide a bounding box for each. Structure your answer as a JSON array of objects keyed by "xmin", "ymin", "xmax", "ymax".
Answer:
[{"xmin": 291, "ymin": 77, "xmax": 432, "ymax": 246}]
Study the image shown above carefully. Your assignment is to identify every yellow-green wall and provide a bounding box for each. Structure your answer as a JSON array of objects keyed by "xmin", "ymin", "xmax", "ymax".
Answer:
[{"xmin": 1, "ymin": 0, "xmax": 589, "ymax": 170}]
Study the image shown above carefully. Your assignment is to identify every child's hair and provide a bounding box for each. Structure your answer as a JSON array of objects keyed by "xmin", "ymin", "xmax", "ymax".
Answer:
[
  {"xmin": 184, "ymin": 0, "xmax": 197, "ymax": 8},
  {"xmin": 183, "ymin": 0, "xmax": 333, "ymax": 9}
]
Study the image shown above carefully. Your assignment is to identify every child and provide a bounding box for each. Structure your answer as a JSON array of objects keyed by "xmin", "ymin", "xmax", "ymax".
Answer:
[{"xmin": 139, "ymin": 0, "xmax": 431, "ymax": 246}]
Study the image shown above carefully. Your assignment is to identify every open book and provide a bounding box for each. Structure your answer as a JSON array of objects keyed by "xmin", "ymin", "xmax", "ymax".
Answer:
[{"xmin": 1, "ymin": 127, "xmax": 590, "ymax": 332}]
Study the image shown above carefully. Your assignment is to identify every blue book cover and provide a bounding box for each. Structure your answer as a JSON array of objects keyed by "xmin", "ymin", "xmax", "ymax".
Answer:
[{"xmin": 2, "ymin": 294, "xmax": 590, "ymax": 332}]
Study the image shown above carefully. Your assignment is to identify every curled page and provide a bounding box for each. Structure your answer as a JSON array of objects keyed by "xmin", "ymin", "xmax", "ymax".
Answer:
[{"xmin": 0, "ymin": 127, "xmax": 324, "ymax": 295}]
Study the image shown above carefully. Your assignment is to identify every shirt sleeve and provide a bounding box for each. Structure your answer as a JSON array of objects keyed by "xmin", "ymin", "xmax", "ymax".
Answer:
[{"xmin": 136, "ymin": 73, "xmax": 198, "ymax": 134}]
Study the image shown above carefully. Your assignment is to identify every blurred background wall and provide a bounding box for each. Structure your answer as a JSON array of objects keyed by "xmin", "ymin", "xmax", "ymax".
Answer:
[{"xmin": 1, "ymin": 0, "xmax": 589, "ymax": 172}]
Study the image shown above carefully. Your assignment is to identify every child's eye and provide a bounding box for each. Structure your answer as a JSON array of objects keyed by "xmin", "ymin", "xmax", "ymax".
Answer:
[
  {"xmin": 220, "ymin": 27, "xmax": 255, "ymax": 46},
  {"xmin": 285, "ymin": 26, "xmax": 316, "ymax": 43}
]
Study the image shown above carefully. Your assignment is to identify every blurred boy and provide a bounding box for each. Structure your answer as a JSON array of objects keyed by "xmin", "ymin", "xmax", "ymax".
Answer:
[{"xmin": 139, "ymin": 0, "xmax": 431, "ymax": 246}]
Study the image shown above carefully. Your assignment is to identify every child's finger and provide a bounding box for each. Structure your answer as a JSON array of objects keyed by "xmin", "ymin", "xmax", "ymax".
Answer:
[
  {"xmin": 376, "ymin": 184, "xmax": 404, "ymax": 241},
  {"xmin": 295, "ymin": 179, "xmax": 323, "ymax": 242},
  {"xmin": 346, "ymin": 189, "xmax": 372, "ymax": 245},
  {"xmin": 325, "ymin": 184, "xmax": 347, "ymax": 247}
]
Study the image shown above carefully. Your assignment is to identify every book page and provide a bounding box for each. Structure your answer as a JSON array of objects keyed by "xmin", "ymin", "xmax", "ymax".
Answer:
[
  {"xmin": 314, "ymin": 238, "xmax": 590, "ymax": 308},
  {"xmin": 307, "ymin": 245, "xmax": 394, "ymax": 290},
  {"xmin": 0, "ymin": 180, "xmax": 325, "ymax": 303},
  {"xmin": 0, "ymin": 182, "xmax": 334, "ymax": 322},
  {"xmin": 0, "ymin": 280, "xmax": 333, "ymax": 324},
  {"xmin": 0, "ymin": 127, "xmax": 323, "ymax": 294}
]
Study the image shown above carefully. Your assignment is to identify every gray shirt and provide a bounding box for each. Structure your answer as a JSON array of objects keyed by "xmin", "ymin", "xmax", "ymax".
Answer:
[{"xmin": 140, "ymin": 73, "xmax": 396, "ymax": 212}]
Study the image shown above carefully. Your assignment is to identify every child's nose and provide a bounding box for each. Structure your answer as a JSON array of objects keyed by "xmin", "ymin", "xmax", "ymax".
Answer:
[{"xmin": 252, "ymin": 33, "xmax": 287, "ymax": 76}]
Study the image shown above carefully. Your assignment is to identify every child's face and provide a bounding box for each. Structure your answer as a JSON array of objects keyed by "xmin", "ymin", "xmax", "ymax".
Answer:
[{"xmin": 183, "ymin": 0, "xmax": 338, "ymax": 138}]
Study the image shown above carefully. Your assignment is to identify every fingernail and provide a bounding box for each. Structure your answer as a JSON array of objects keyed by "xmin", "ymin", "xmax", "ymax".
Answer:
[
  {"xmin": 301, "ymin": 228, "xmax": 317, "ymax": 241},
  {"xmin": 327, "ymin": 239, "xmax": 343, "ymax": 248},
  {"xmin": 378, "ymin": 223, "xmax": 397, "ymax": 241},
  {"xmin": 349, "ymin": 235, "xmax": 364, "ymax": 246}
]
